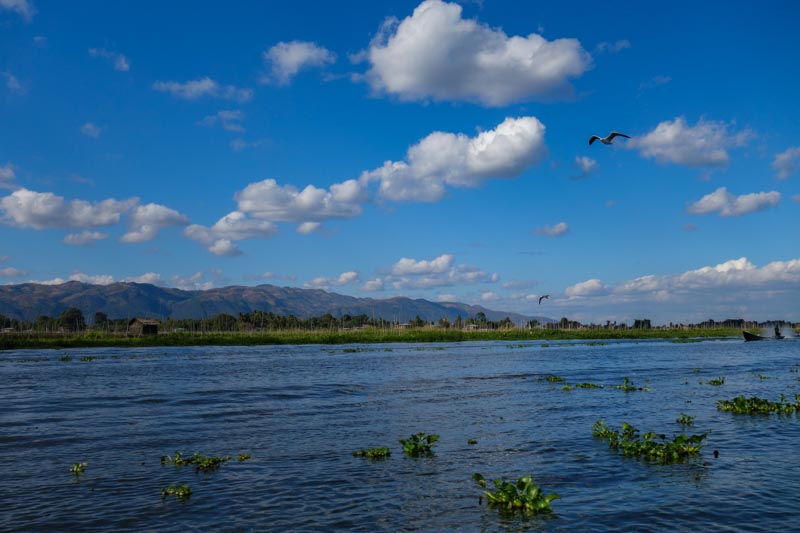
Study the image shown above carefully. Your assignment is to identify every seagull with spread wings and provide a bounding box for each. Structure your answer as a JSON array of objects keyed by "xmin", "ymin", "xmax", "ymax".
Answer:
[
  {"xmin": 538, "ymin": 294, "xmax": 549, "ymax": 305},
  {"xmin": 589, "ymin": 131, "xmax": 631, "ymax": 145}
]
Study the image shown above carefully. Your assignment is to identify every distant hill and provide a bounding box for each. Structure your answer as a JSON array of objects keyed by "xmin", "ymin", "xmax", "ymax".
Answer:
[{"xmin": 0, "ymin": 281, "xmax": 553, "ymax": 325}]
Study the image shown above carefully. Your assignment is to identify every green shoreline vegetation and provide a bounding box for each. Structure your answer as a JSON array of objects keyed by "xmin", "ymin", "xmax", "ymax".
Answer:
[{"xmin": 0, "ymin": 327, "xmax": 745, "ymax": 351}]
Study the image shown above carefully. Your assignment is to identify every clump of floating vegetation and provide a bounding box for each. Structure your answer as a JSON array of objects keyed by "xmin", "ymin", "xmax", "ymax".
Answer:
[
  {"xmin": 472, "ymin": 473, "xmax": 559, "ymax": 515},
  {"xmin": 585, "ymin": 341, "xmax": 607, "ymax": 346},
  {"xmin": 468, "ymin": 439, "xmax": 477, "ymax": 445},
  {"xmin": 717, "ymin": 394, "xmax": 800, "ymax": 414},
  {"xmin": 352, "ymin": 447, "xmax": 391, "ymax": 459},
  {"xmin": 237, "ymin": 453, "xmax": 251, "ymax": 461},
  {"xmin": 59, "ymin": 355, "xmax": 72, "ymax": 362},
  {"xmin": 561, "ymin": 385, "xmax": 572, "ymax": 391},
  {"xmin": 575, "ymin": 382, "xmax": 604, "ymax": 389},
  {"xmin": 161, "ymin": 451, "xmax": 232, "ymax": 472},
  {"xmin": 69, "ymin": 462, "xmax": 87, "ymax": 476},
  {"xmin": 342, "ymin": 347, "xmax": 368, "ymax": 353},
  {"xmin": 753, "ymin": 373, "xmax": 770, "ymax": 380},
  {"xmin": 705, "ymin": 377, "xmax": 725, "ymax": 386},
  {"xmin": 79, "ymin": 355, "xmax": 95, "ymax": 362},
  {"xmin": 614, "ymin": 377, "xmax": 649, "ymax": 392},
  {"xmin": 162, "ymin": 484, "xmax": 192, "ymax": 500},
  {"xmin": 592, "ymin": 420, "xmax": 706, "ymax": 463},
  {"xmin": 540, "ymin": 374, "xmax": 565, "ymax": 383},
  {"xmin": 399, "ymin": 432, "xmax": 439, "ymax": 457},
  {"xmin": 676, "ymin": 413, "xmax": 696, "ymax": 426}
]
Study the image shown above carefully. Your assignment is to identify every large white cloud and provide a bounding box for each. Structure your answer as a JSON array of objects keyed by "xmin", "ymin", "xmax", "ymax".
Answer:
[
  {"xmin": 361, "ymin": 0, "xmax": 591, "ymax": 106},
  {"xmin": 773, "ymin": 146, "xmax": 800, "ymax": 180},
  {"xmin": 0, "ymin": 188, "xmax": 137, "ymax": 229},
  {"xmin": 361, "ymin": 116, "xmax": 546, "ymax": 202},
  {"xmin": 184, "ymin": 211, "xmax": 277, "ymax": 256},
  {"xmin": 121, "ymin": 203, "xmax": 190, "ymax": 243},
  {"xmin": 378, "ymin": 254, "xmax": 498, "ymax": 290},
  {"xmin": 0, "ymin": 0, "xmax": 35, "ymax": 21},
  {"xmin": 305, "ymin": 270, "xmax": 360, "ymax": 290},
  {"xmin": 262, "ymin": 41, "xmax": 336, "ymax": 85},
  {"xmin": 152, "ymin": 77, "xmax": 253, "ymax": 103},
  {"xmin": 236, "ymin": 178, "xmax": 367, "ymax": 225},
  {"xmin": 687, "ymin": 187, "xmax": 780, "ymax": 217},
  {"xmin": 629, "ymin": 117, "xmax": 751, "ymax": 167}
]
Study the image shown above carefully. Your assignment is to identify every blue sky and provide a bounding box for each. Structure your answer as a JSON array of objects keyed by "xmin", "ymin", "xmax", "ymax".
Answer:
[{"xmin": 1, "ymin": 0, "xmax": 798, "ymax": 324}]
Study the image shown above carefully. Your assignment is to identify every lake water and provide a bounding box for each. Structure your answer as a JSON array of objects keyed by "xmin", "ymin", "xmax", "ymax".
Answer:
[{"xmin": 2, "ymin": 338, "xmax": 799, "ymax": 531}]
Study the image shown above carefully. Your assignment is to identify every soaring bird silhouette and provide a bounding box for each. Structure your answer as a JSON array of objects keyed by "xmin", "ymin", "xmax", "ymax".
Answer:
[
  {"xmin": 538, "ymin": 294, "xmax": 549, "ymax": 305},
  {"xmin": 589, "ymin": 131, "xmax": 631, "ymax": 145}
]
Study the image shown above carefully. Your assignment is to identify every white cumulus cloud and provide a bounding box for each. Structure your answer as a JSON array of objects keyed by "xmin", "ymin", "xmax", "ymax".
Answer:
[
  {"xmin": 0, "ymin": 266, "xmax": 26, "ymax": 277},
  {"xmin": 124, "ymin": 272, "xmax": 163, "ymax": 285},
  {"xmin": 772, "ymin": 147, "xmax": 800, "ymax": 180},
  {"xmin": 121, "ymin": 203, "xmax": 190, "ymax": 243},
  {"xmin": 360, "ymin": 0, "xmax": 591, "ymax": 106},
  {"xmin": 629, "ymin": 116, "xmax": 751, "ymax": 167},
  {"xmin": 391, "ymin": 254, "xmax": 454, "ymax": 275},
  {"xmin": 361, "ymin": 116, "xmax": 546, "ymax": 202},
  {"xmin": 383, "ymin": 254, "xmax": 498, "ymax": 290},
  {"xmin": 565, "ymin": 278, "xmax": 609, "ymax": 297},
  {"xmin": 184, "ymin": 211, "xmax": 277, "ymax": 256},
  {"xmin": 305, "ymin": 270, "xmax": 360, "ymax": 290},
  {"xmin": 0, "ymin": 188, "xmax": 137, "ymax": 229},
  {"xmin": 687, "ymin": 187, "xmax": 780, "ymax": 217},
  {"xmin": 152, "ymin": 77, "xmax": 253, "ymax": 103},
  {"xmin": 262, "ymin": 41, "xmax": 336, "ymax": 85}
]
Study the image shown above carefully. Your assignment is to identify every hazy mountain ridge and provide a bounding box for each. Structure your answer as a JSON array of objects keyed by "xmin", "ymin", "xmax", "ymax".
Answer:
[{"xmin": 0, "ymin": 282, "xmax": 553, "ymax": 325}]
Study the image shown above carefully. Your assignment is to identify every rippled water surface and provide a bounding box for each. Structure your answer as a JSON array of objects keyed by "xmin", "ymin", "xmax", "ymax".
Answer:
[{"xmin": 2, "ymin": 338, "xmax": 800, "ymax": 531}]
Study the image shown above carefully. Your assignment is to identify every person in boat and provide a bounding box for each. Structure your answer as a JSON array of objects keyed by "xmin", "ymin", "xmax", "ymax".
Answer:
[{"xmin": 774, "ymin": 325, "xmax": 781, "ymax": 338}]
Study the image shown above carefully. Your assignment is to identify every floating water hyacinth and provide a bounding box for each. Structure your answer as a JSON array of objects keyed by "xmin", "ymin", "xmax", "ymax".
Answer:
[
  {"xmin": 352, "ymin": 447, "xmax": 391, "ymax": 459},
  {"xmin": 399, "ymin": 432, "xmax": 439, "ymax": 457},
  {"xmin": 473, "ymin": 473, "xmax": 559, "ymax": 515},
  {"xmin": 592, "ymin": 420, "xmax": 706, "ymax": 463},
  {"xmin": 162, "ymin": 484, "xmax": 192, "ymax": 500},
  {"xmin": 717, "ymin": 394, "xmax": 800, "ymax": 414},
  {"xmin": 69, "ymin": 462, "xmax": 87, "ymax": 476}
]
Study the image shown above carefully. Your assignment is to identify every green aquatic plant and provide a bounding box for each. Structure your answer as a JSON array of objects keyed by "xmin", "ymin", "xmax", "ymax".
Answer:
[
  {"xmin": 399, "ymin": 432, "xmax": 439, "ymax": 456},
  {"xmin": 717, "ymin": 394, "xmax": 800, "ymax": 414},
  {"xmin": 69, "ymin": 462, "xmax": 88, "ymax": 476},
  {"xmin": 753, "ymin": 373, "xmax": 770, "ymax": 380},
  {"xmin": 59, "ymin": 355, "xmax": 72, "ymax": 362},
  {"xmin": 705, "ymin": 377, "xmax": 725, "ymax": 386},
  {"xmin": 592, "ymin": 420, "xmax": 706, "ymax": 463},
  {"xmin": 162, "ymin": 484, "xmax": 192, "ymax": 500},
  {"xmin": 561, "ymin": 384, "xmax": 572, "ymax": 391},
  {"xmin": 468, "ymin": 439, "xmax": 478, "ymax": 445},
  {"xmin": 161, "ymin": 451, "xmax": 232, "ymax": 472},
  {"xmin": 614, "ymin": 377, "xmax": 649, "ymax": 392},
  {"xmin": 575, "ymin": 382, "xmax": 604, "ymax": 389},
  {"xmin": 79, "ymin": 355, "xmax": 95, "ymax": 362},
  {"xmin": 472, "ymin": 473, "xmax": 559, "ymax": 515},
  {"xmin": 676, "ymin": 413, "xmax": 695, "ymax": 426},
  {"xmin": 237, "ymin": 453, "xmax": 251, "ymax": 461},
  {"xmin": 352, "ymin": 447, "xmax": 391, "ymax": 459},
  {"xmin": 542, "ymin": 374, "xmax": 565, "ymax": 383}
]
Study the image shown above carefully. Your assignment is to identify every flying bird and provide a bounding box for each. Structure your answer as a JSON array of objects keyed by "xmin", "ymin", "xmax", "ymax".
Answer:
[
  {"xmin": 589, "ymin": 131, "xmax": 631, "ymax": 145},
  {"xmin": 538, "ymin": 294, "xmax": 549, "ymax": 305}
]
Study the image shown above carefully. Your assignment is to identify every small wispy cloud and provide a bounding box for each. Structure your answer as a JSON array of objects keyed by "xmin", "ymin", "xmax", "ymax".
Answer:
[
  {"xmin": 532, "ymin": 222, "xmax": 569, "ymax": 237},
  {"xmin": 197, "ymin": 110, "xmax": 245, "ymax": 132},
  {"xmin": 2, "ymin": 72, "xmax": 24, "ymax": 94},
  {"xmin": 0, "ymin": 0, "xmax": 35, "ymax": 21},
  {"xmin": 261, "ymin": 40, "xmax": 336, "ymax": 85},
  {"xmin": 639, "ymin": 75, "xmax": 671, "ymax": 91},
  {"xmin": 63, "ymin": 230, "xmax": 109, "ymax": 246},
  {"xmin": 153, "ymin": 77, "xmax": 253, "ymax": 103},
  {"xmin": 88, "ymin": 47, "xmax": 130, "ymax": 72},
  {"xmin": 594, "ymin": 39, "xmax": 630, "ymax": 54},
  {"xmin": 230, "ymin": 138, "xmax": 270, "ymax": 151},
  {"xmin": 80, "ymin": 122, "xmax": 103, "ymax": 138},
  {"xmin": 571, "ymin": 155, "xmax": 597, "ymax": 180}
]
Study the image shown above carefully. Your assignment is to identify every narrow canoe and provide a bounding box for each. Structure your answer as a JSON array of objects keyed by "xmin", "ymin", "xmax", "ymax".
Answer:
[{"xmin": 743, "ymin": 331, "xmax": 784, "ymax": 342}]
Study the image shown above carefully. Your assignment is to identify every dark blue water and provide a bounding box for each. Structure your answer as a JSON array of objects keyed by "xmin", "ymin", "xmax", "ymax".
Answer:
[{"xmin": 2, "ymin": 339, "xmax": 799, "ymax": 531}]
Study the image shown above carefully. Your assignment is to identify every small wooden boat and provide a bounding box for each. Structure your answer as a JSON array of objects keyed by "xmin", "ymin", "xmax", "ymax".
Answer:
[{"xmin": 743, "ymin": 330, "xmax": 784, "ymax": 341}]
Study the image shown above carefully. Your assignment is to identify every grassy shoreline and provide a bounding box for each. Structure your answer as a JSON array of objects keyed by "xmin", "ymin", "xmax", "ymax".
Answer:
[{"xmin": 0, "ymin": 327, "xmax": 745, "ymax": 351}]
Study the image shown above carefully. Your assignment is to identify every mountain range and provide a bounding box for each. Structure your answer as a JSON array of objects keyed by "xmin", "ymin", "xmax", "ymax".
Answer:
[{"xmin": 0, "ymin": 282, "xmax": 553, "ymax": 325}]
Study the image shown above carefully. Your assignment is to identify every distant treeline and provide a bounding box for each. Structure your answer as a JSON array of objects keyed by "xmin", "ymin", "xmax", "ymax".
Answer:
[{"xmin": 1, "ymin": 307, "xmax": 794, "ymax": 335}]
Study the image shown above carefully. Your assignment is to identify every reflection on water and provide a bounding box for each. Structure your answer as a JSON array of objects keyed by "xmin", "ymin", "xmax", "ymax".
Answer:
[{"xmin": 1, "ymin": 339, "xmax": 799, "ymax": 531}]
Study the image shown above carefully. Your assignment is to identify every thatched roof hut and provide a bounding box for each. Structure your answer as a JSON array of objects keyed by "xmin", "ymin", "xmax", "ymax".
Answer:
[{"xmin": 128, "ymin": 318, "xmax": 160, "ymax": 336}]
